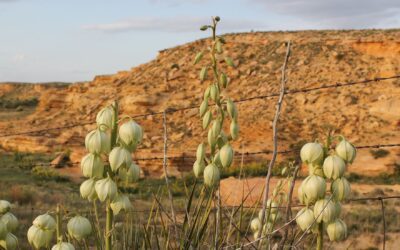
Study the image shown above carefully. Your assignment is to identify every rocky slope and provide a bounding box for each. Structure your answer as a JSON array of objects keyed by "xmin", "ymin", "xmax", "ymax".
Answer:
[{"xmin": 0, "ymin": 29, "xmax": 399, "ymax": 177}]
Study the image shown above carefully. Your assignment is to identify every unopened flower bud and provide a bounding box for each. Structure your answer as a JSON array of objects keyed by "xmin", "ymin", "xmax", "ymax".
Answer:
[
  {"xmin": 301, "ymin": 175, "xmax": 326, "ymax": 205},
  {"xmin": 67, "ymin": 216, "xmax": 92, "ymax": 241},
  {"xmin": 331, "ymin": 177, "xmax": 351, "ymax": 201},
  {"xmin": 203, "ymin": 164, "xmax": 220, "ymax": 187},
  {"xmin": 313, "ymin": 198, "xmax": 337, "ymax": 223}
]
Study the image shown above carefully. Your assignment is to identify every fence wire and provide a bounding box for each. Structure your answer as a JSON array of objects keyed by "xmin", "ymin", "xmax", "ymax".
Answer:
[{"xmin": 0, "ymin": 74, "xmax": 398, "ymax": 138}]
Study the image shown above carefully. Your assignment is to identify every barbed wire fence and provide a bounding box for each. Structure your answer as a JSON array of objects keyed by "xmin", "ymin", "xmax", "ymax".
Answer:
[{"xmin": 0, "ymin": 72, "xmax": 399, "ymax": 249}]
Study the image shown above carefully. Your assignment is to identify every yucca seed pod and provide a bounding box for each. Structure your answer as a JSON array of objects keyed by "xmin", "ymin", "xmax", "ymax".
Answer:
[
  {"xmin": 0, "ymin": 233, "xmax": 18, "ymax": 250},
  {"xmin": 226, "ymin": 99, "xmax": 237, "ymax": 121},
  {"xmin": 0, "ymin": 222, "xmax": 7, "ymax": 240},
  {"xmin": 119, "ymin": 120, "xmax": 143, "ymax": 150},
  {"xmin": 51, "ymin": 242, "xmax": 75, "ymax": 250},
  {"xmin": 296, "ymin": 208, "xmax": 315, "ymax": 232},
  {"xmin": 203, "ymin": 164, "xmax": 220, "ymax": 187},
  {"xmin": 250, "ymin": 218, "xmax": 261, "ymax": 233},
  {"xmin": 199, "ymin": 99, "xmax": 208, "ymax": 118},
  {"xmin": 193, "ymin": 160, "xmax": 205, "ymax": 178},
  {"xmin": 301, "ymin": 175, "xmax": 326, "ymax": 205},
  {"xmin": 111, "ymin": 194, "xmax": 132, "ymax": 215},
  {"xmin": 331, "ymin": 177, "xmax": 351, "ymax": 201},
  {"xmin": 33, "ymin": 213, "xmax": 56, "ymax": 231},
  {"xmin": 85, "ymin": 129, "xmax": 110, "ymax": 155},
  {"xmin": 300, "ymin": 142, "xmax": 324, "ymax": 166},
  {"xmin": 313, "ymin": 198, "xmax": 337, "ymax": 223},
  {"xmin": 220, "ymin": 73, "xmax": 228, "ymax": 88},
  {"xmin": 81, "ymin": 153, "xmax": 104, "ymax": 179},
  {"xmin": 193, "ymin": 51, "xmax": 203, "ymax": 65},
  {"xmin": 96, "ymin": 106, "xmax": 114, "ymax": 131},
  {"xmin": 326, "ymin": 219, "xmax": 347, "ymax": 242},
  {"xmin": 323, "ymin": 155, "xmax": 346, "ymax": 180},
  {"xmin": 0, "ymin": 213, "xmax": 18, "ymax": 233},
  {"xmin": 196, "ymin": 143, "xmax": 205, "ymax": 161},
  {"xmin": 80, "ymin": 178, "xmax": 98, "ymax": 201},
  {"xmin": 109, "ymin": 147, "xmax": 132, "ymax": 172},
  {"xmin": 27, "ymin": 225, "xmax": 53, "ymax": 249},
  {"xmin": 0, "ymin": 200, "xmax": 11, "ymax": 214},
  {"xmin": 220, "ymin": 144, "xmax": 233, "ymax": 168},
  {"xmin": 202, "ymin": 110, "xmax": 212, "ymax": 130},
  {"xmin": 95, "ymin": 177, "xmax": 118, "ymax": 202},
  {"xmin": 67, "ymin": 216, "xmax": 92, "ymax": 241},
  {"xmin": 119, "ymin": 162, "xmax": 140, "ymax": 183},
  {"xmin": 335, "ymin": 139, "xmax": 357, "ymax": 164},
  {"xmin": 230, "ymin": 120, "xmax": 239, "ymax": 140}
]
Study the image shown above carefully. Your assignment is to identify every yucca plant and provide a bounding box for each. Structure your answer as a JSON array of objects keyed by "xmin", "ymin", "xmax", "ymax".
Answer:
[
  {"xmin": 296, "ymin": 136, "xmax": 355, "ymax": 249},
  {"xmin": 0, "ymin": 200, "xmax": 19, "ymax": 250},
  {"xmin": 79, "ymin": 101, "xmax": 143, "ymax": 250}
]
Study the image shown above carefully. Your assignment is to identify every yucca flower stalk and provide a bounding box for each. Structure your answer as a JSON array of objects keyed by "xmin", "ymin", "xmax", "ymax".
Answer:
[
  {"xmin": 297, "ymin": 135, "xmax": 355, "ymax": 249},
  {"xmin": 80, "ymin": 101, "xmax": 143, "ymax": 250},
  {"xmin": 193, "ymin": 16, "xmax": 239, "ymax": 247}
]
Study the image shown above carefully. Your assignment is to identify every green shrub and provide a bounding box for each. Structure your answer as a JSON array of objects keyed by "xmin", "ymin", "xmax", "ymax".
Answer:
[
  {"xmin": 31, "ymin": 166, "xmax": 68, "ymax": 182},
  {"xmin": 370, "ymin": 149, "xmax": 390, "ymax": 159}
]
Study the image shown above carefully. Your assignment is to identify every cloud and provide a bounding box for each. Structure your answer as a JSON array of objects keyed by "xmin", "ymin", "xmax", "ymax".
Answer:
[
  {"xmin": 12, "ymin": 53, "xmax": 26, "ymax": 63},
  {"xmin": 83, "ymin": 16, "xmax": 266, "ymax": 33},
  {"xmin": 249, "ymin": 0, "xmax": 400, "ymax": 28},
  {"xmin": 147, "ymin": 0, "xmax": 207, "ymax": 6}
]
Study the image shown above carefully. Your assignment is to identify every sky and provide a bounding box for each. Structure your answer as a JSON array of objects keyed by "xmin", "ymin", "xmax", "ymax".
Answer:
[{"xmin": 0, "ymin": 0, "xmax": 399, "ymax": 83}]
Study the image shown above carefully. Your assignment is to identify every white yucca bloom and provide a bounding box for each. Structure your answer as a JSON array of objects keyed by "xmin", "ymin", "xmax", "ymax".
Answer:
[
  {"xmin": 27, "ymin": 225, "xmax": 53, "ymax": 249},
  {"xmin": 118, "ymin": 120, "xmax": 143, "ymax": 150},
  {"xmin": 33, "ymin": 214, "xmax": 56, "ymax": 231},
  {"xmin": 80, "ymin": 178, "xmax": 98, "ymax": 201},
  {"xmin": 0, "ymin": 233, "xmax": 18, "ymax": 250},
  {"xmin": 51, "ymin": 242, "xmax": 75, "ymax": 250},
  {"xmin": 300, "ymin": 142, "xmax": 324, "ymax": 166},
  {"xmin": 110, "ymin": 194, "xmax": 132, "ymax": 215},
  {"xmin": 67, "ymin": 216, "xmax": 92, "ymax": 241},
  {"xmin": 95, "ymin": 177, "xmax": 118, "ymax": 202},
  {"xmin": 109, "ymin": 147, "xmax": 132, "ymax": 172},
  {"xmin": 0, "ymin": 212, "xmax": 18, "ymax": 233},
  {"xmin": 81, "ymin": 153, "xmax": 104, "ymax": 179},
  {"xmin": 85, "ymin": 129, "xmax": 110, "ymax": 155},
  {"xmin": 96, "ymin": 105, "xmax": 115, "ymax": 131}
]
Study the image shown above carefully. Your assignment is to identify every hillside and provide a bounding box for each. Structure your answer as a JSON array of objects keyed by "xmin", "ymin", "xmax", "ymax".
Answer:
[{"xmin": 0, "ymin": 29, "xmax": 399, "ymax": 178}]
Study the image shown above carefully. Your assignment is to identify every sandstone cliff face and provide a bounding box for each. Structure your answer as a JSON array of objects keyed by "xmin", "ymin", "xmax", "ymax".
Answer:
[{"xmin": 0, "ymin": 30, "xmax": 399, "ymax": 177}]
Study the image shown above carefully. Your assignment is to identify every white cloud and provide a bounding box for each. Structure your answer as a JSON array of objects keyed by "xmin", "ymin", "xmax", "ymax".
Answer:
[
  {"xmin": 12, "ymin": 53, "xmax": 26, "ymax": 63},
  {"xmin": 82, "ymin": 16, "xmax": 266, "ymax": 33},
  {"xmin": 249, "ymin": 0, "xmax": 400, "ymax": 28}
]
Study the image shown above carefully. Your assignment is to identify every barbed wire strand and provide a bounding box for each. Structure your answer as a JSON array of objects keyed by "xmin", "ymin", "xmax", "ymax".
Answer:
[
  {"xmin": 27, "ymin": 142, "xmax": 400, "ymax": 168},
  {"xmin": 1, "ymin": 74, "xmax": 399, "ymax": 138}
]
